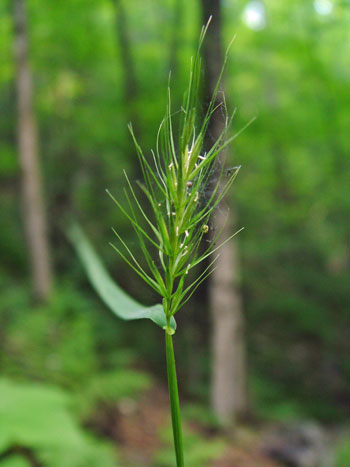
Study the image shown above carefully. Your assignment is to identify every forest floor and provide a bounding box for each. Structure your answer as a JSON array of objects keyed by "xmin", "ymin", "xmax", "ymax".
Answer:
[{"xmin": 95, "ymin": 384, "xmax": 280, "ymax": 466}]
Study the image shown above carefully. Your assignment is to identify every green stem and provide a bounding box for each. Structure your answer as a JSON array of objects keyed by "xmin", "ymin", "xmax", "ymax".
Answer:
[{"xmin": 165, "ymin": 330, "xmax": 184, "ymax": 467}]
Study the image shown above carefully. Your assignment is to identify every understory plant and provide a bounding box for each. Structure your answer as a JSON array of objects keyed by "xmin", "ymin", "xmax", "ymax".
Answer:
[{"xmin": 71, "ymin": 20, "xmax": 251, "ymax": 466}]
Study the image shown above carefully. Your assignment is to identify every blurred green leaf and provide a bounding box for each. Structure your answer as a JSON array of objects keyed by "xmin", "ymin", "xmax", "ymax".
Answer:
[
  {"xmin": 77, "ymin": 368, "xmax": 153, "ymax": 418},
  {"xmin": 0, "ymin": 378, "xmax": 117, "ymax": 467},
  {"xmin": 0, "ymin": 457, "xmax": 31, "ymax": 467},
  {"xmin": 154, "ymin": 420, "xmax": 226, "ymax": 467},
  {"xmin": 0, "ymin": 145, "xmax": 18, "ymax": 175},
  {"xmin": 335, "ymin": 432, "xmax": 350, "ymax": 467}
]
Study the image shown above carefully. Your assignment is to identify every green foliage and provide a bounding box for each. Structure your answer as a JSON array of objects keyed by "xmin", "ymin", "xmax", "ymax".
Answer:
[
  {"xmin": 226, "ymin": 0, "xmax": 350, "ymax": 421},
  {"xmin": 0, "ymin": 277, "xmax": 144, "ymax": 392},
  {"xmin": 78, "ymin": 369, "xmax": 153, "ymax": 418},
  {"xmin": 87, "ymin": 369, "xmax": 152, "ymax": 403},
  {"xmin": 252, "ymin": 374, "xmax": 304, "ymax": 422},
  {"xmin": 0, "ymin": 378, "xmax": 117, "ymax": 466},
  {"xmin": 0, "ymin": 457, "xmax": 30, "ymax": 467},
  {"xmin": 182, "ymin": 403, "xmax": 221, "ymax": 429},
  {"xmin": 154, "ymin": 421, "xmax": 226, "ymax": 467},
  {"xmin": 0, "ymin": 0, "xmax": 349, "ymax": 435},
  {"xmin": 1, "ymin": 281, "xmax": 99, "ymax": 386},
  {"xmin": 335, "ymin": 432, "xmax": 350, "ymax": 467}
]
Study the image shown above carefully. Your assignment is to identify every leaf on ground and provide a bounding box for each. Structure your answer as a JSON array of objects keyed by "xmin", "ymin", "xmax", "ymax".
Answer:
[{"xmin": 0, "ymin": 378, "xmax": 117, "ymax": 467}]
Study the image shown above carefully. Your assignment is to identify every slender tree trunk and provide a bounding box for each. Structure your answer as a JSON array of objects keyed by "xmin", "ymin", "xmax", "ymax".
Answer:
[
  {"xmin": 201, "ymin": 0, "xmax": 248, "ymax": 424},
  {"xmin": 14, "ymin": 0, "xmax": 53, "ymax": 301}
]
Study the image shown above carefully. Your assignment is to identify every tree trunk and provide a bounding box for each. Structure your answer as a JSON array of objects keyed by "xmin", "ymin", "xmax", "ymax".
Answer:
[
  {"xmin": 14, "ymin": 0, "xmax": 53, "ymax": 301},
  {"xmin": 201, "ymin": 0, "xmax": 248, "ymax": 424}
]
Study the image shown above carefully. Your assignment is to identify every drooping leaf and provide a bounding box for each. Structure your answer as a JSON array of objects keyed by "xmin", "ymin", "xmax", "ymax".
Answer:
[{"xmin": 68, "ymin": 223, "xmax": 176, "ymax": 332}]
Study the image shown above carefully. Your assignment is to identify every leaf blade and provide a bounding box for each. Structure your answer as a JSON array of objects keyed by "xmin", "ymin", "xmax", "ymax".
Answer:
[{"xmin": 68, "ymin": 223, "xmax": 176, "ymax": 331}]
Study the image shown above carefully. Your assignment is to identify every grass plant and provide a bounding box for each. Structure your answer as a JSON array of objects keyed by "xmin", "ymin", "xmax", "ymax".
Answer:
[
  {"xmin": 71, "ymin": 19, "xmax": 251, "ymax": 466},
  {"xmin": 106, "ymin": 20, "xmax": 249, "ymax": 465}
]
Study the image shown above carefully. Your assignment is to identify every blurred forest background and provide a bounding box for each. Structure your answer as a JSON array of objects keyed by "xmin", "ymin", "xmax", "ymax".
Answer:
[{"xmin": 0, "ymin": 0, "xmax": 349, "ymax": 465}]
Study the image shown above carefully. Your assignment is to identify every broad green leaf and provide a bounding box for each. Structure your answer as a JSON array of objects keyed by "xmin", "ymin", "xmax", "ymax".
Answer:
[
  {"xmin": 68, "ymin": 223, "xmax": 176, "ymax": 332},
  {"xmin": 0, "ymin": 378, "xmax": 117, "ymax": 467},
  {"xmin": 0, "ymin": 457, "xmax": 31, "ymax": 467}
]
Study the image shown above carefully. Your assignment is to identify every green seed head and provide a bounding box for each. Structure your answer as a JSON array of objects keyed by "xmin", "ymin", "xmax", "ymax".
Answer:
[{"xmin": 108, "ymin": 22, "xmax": 251, "ymax": 320}]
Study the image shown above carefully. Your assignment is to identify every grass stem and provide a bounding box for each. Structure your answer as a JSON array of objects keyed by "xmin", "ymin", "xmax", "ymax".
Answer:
[{"xmin": 165, "ymin": 330, "xmax": 184, "ymax": 466}]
